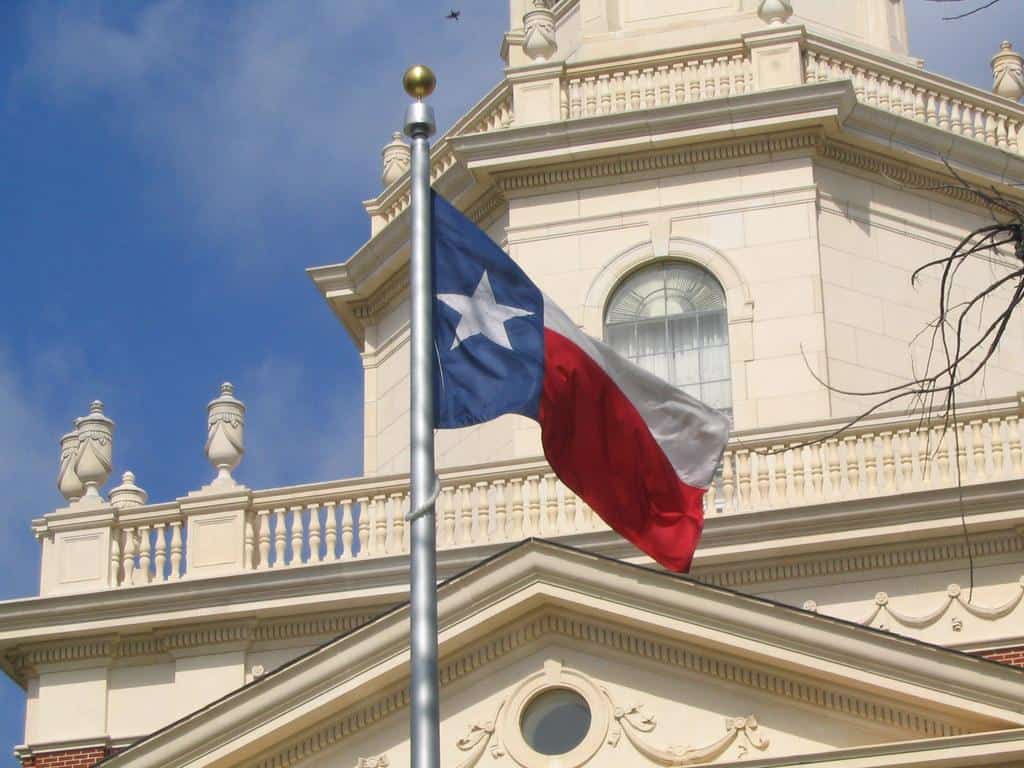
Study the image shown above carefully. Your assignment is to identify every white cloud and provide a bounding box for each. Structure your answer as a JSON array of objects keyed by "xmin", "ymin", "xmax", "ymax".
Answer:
[{"xmin": 22, "ymin": 0, "xmax": 507, "ymax": 250}]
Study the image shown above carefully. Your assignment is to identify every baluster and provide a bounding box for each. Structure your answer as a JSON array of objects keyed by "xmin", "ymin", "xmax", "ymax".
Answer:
[
  {"xmin": 438, "ymin": 486, "xmax": 453, "ymax": 545},
  {"xmin": 672, "ymin": 63, "xmax": 685, "ymax": 103},
  {"xmin": 243, "ymin": 515, "xmax": 254, "ymax": 570},
  {"xmin": 914, "ymin": 425, "xmax": 931, "ymax": 487},
  {"xmin": 716, "ymin": 56, "xmax": 729, "ymax": 97},
  {"xmin": 937, "ymin": 95, "xmax": 951, "ymax": 131},
  {"xmin": 385, "ymin": 492, "xmax": 402, "ymax": 554},
  {"xmin": 897, "ymin": 430, "xmax": 913, "ymax": 490},
  {"xmin": 985, "ymin": 110, "xmax": 997, "ymax": 145},
  {"xmin": 703, "ymin": 59, "xmax": 716, "ymax": 99},
  {"xmin": 324, "ymin": 501, "xmax": 338, "ymax": 561},
  {"xmin": 493, "ymin": 480, "xmax": 508, "ymax": 541},
  {"xmin": 924, "ymin": 91, "xmax": 938, "ymax": 126},
  {"xmin": 585, "ymin": 76, "xmax": 598, "ymax": 116},
  {"xmin": 955, "ymin": 424, "xmax": 969, "ymax": 483},
  {"xmin": 255, "ymin": 511, "xmax": 271, "ymax": 570},
  {"xmin": 720, "ymin": 451, "xmax": 735, "ymax": 514},
  {"xmin": 599, "ymin": 74, "xmax": 611, "ymax": 115},
  {"xmin": 1008, "ymin": 416, "xmax": 1023, "ymax": 475},
  {"xmin": 864, "ymin": 70, "xmax": 878, "ymax": 106},
  {"xmin": 289, "ymin": 506, "xmax": 303, "ymax": 565},
  {"xmin": 526, "ymin": 475, "xmax": 542, "ymax": 534},
  {"xmin": 137, "ymin": 525, "xmax": 151, "ymax": 584},
  {"xmin": 904, "ymin": 83, "xmax": 917, "ymax": 119},
  {"xmin": 340, "ymin": 501, "xmax": 353, "ymax": 560},
  {"xmin": 543, "ymin": 474, "xmax": 559, "ymax": 534},
  {"xmin": 827, "ymin": 439, "xmax": 841, "ymax": 498},
  {"xmin": 950, "ymin": 99, "xmax": 963, "ymax": 135},
  {"xmin": 843, "ymin": 435, "xmax": 860, "ymax": 497},
  {"xmin": 1009, "ymin": 120, "xmax": 1021, "ymax": 153},
  {"xmin": 970, "ymin": 420, "xmax": 986, "ymax": 481},
  {"xmin": 110, "ymin": 531, "xmax": 121, "ymax": 586},
  {"xmin": 509, "ymin": 478, "xmax": 525, "ymax": 538},
  {"xmin": 613, "ymin": 72, "xmax": 626, "ymax": 112},
  {"xmin": 804, "ymin": 50, "xmax": 817, "ymax": 82},
  {"xmin": 475, "ymin": 482, "xmax": 491, "ymax": 543},
  {"xmin": 455, "ymin": 484, "xmax": 472, "ymax": 543},
  {"xmin": 732, "ymin": 55, "xmax": 746, "ymax": 94},
  {"xmin": 559, "ymin": 87, "xmax": 569, "ymax": 120},
  {"xmin": 629, "ymin": 69, "xmax": 642, "ymax": 110},
  {"xmin": 934, "ymin": 427, "xmax": 952, "ymax": 486},
  {"xmin": 996, "ymin": 115, "xmax": 1009, "ymax": 149},
  {"xmin": 878, "ymin": 75, "xmax": 890, "ymax": 111},
  {"xmin": 569, "ymin": 79, "xmax": 581, "ymax": 119},
  {"xmin": 962, "ymin": 103, "xmax": 975, "ymax": 138},
  {"xmin": 771, "ymin": 446, "xmax": 787, "ymax": 507},
  {"xmin": 150, "ymin": 523, "xmax": 166, "ymax": 581},
  {"xmin": 307, "ymin": 503, "xmax": 322, "ymax": 563},
  {"xmin": 371, "ymin": 494, "xmax": 388, "ymax": 555},
  {"xmin": 914, "ymin": 89, "xmax": 926, "ymax": 122},
  {"xmin": 272, "ymin": 508, "xmax": 287, "ymax": 567},
  {"xmin": 122, "ymin": 527, "xmax": 137, "ymax": 585},
  {"xmin": 642, "ymin": 67, "xmax": 655, "ymax": 107},
  {"xmin": 169, "ymin": 520, "xmax": 183, "ymax": 578},
  {"xmin": 355, "ymin": 496, "xmax": 370, "ymax": 557},
  {"xmin": 702, "ymin": 482, "xmax": 716, "ymax": 515},
  {"xmin": 863, "ymin": 435, "xmax": 878, "ymax": 495},
  {"xmin": 809, "ymin": 445, "xmax": 823, "ymax": 501},
  {"xmin": 687, "ymin": 61, "xmax": 701, "ymax": 102},
  {"xmin": 755, "ymin": 453, "xmax": 769, "ymax": 510},
  {"xmin": 880, "ymin": 433, "xmax": 895, "ymax": 492},
  {"xmin": 736, "ymin": 450, "xmax": 751, "ymax": 511},
  {"xmin": 791, "ymin": 448, "xmax": 806, "ymax": 503},
  {"xmin": 657, "ymin": 65, "xmax": 670, "ymax": 105},
  {"xmin": 989, "ymin": 418, "xmax": 1006, "ymax": 478},
  {"xmin": 974, "ymin": 109, "xmax": 986, "ymax": 142}
]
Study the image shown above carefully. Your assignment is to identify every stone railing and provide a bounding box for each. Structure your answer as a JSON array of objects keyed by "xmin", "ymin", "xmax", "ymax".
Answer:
[
  {"xmin": 560, "ymin": 46, "xmax": 753, "ymax": 120},
  {"xmin": 804, "ymin": 39, "xmax": 1024, "ymax": 155},
  {"xmin": 34, "ymin": 385, "xmax": 1024, "ymax": 595},
  {"xmin": 368, "ymin": 82, "xmax": 513, "ymax": 231}
]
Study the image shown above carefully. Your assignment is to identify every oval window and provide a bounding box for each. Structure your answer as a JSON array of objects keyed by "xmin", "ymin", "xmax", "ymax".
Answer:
[{"xmin": 520, "ymin": 688, "xmax": 592, "ymax": 756}]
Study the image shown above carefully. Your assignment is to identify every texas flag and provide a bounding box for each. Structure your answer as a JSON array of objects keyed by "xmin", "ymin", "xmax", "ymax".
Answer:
[{"xmin": 431, "ymin": 192, "xmax": 730, "ymax": 572}]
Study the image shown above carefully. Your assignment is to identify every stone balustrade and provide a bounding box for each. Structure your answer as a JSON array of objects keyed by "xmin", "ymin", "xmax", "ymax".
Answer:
[
  {"xmin": 561, "ymin": 49, "xmax": 754, "ymax": 120},
  {"xmin": 32, "ymin": 385, "xmax": 1024, "ymax": 595},
  {"xmin": 804, "ymin": 40, "xmax": 1024, "ymax": 155}
]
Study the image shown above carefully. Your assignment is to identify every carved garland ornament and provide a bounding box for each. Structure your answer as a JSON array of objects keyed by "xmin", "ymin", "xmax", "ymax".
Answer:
[
  {"xmin": 450, "ymin": 660, "xmax": 769, "ymax": 768},
  {"xmin": 803, "ymin": 576, "xmax": 1024, "ymax": 634}
]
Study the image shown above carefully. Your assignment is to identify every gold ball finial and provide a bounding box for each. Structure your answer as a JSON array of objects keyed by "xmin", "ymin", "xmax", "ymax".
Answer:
[{"xmin": 403, "ymin": 65, "xmax": 437, "ymax": 100}]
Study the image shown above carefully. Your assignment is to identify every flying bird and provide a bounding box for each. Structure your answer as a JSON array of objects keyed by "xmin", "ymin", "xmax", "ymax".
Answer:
[{"xmin": 446, "ymin": 9, "xmax": 460, "ymax": 20}]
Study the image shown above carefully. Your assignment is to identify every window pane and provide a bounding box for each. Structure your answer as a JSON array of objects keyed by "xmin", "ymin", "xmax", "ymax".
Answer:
[
  {"xmin": 669, "ymin": 315, "xmax": 699, "ymax": 351},
  {"xmin": 606, "ymin": 324, "xmax": 636, "ymax": 358},
  {"xmin": 636, "ymin": 353, "xmax": 669, "ymax": 381},
  {"xmin": 700, "ymin": 311, "xmax": 727, "ymax": 346},
  {"xmin": 673, "ymin": 349, "xmax": 700, "ymax": 385},
  {"xmin": 636, "ymin": 319, "xmax": 667, "ymax": 357},
  {"xmin": 700, "ymin": 346, "xmax": 730, "ymax": 381},
  {"xmin": 701, "ymin": 379, "xmax": 732, "ymax": 409}
]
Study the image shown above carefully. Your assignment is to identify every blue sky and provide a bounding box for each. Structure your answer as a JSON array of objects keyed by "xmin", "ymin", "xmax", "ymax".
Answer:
[{"xmin": 0, "ymin": 0, "xmax": 1018, "ymax": 762}]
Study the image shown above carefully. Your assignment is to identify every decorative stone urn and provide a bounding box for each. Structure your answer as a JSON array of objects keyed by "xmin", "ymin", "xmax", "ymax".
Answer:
[
  {"xmin": 74, "ymin": 401, "xmax": 114, "ymax": 503},
  {"xmin": 206, "ymin": 382, "xmax": 245, "ymax": 488},
  {"xmin": 56, "ymin": 421, "xmax": 84, "ymax": 503},
  {"xmin": 381, "ymin": 132, "xmax": 410, "ymax": 188},
  {"xmin": 758, "ymin": 0, "xmax": 793, "ymax": 25},
  {"xmin": 110, "ymin": 471, "xmax": 148, "ymax": 508},
  {"xmin": 523, "ymin": 0, "xmax": 557, "ymax": 62},
  {"xmin": 992, "ymin": 41, "xmax": 1024, "ymax": 101}
]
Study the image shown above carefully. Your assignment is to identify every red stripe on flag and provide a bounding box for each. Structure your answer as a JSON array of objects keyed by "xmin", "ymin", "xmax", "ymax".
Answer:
[{"xmin": 538, "ymin": 328, "xmax": 706, "ymax": 572}]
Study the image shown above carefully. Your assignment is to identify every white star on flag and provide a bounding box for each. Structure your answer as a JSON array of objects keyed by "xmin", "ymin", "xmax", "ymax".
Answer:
[{"xmin": 437, "ymin": 271, "xmax": 533, "ymax": 350}]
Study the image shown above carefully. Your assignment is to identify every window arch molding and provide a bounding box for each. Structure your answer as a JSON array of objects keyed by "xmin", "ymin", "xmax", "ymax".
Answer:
[{"xmin": 582, "ymin": 237, "xmax": 752, "ymax": 335}]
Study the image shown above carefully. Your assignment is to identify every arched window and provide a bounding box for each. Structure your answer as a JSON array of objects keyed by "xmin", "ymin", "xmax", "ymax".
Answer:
[{"xmin": 604, "ymin": 261, "xmax": 731, "ymax": 411}]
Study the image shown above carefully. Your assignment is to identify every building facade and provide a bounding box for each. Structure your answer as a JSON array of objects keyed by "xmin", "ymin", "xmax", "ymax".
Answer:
[{"xmin": 5, "ymin": 1, "xmax": 1024, "ymax": 766}]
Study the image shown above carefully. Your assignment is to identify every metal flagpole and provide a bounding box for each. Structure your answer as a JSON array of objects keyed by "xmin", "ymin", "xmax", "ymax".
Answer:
[{"xmin": 403, "ymin": 64, "xmax": 441, "ymax": 768}]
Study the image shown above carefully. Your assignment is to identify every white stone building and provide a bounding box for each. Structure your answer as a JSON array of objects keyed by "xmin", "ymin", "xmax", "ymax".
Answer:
[{"xmin": 5, "ymin": 1, "xmax": 1024, "ymax": 767}]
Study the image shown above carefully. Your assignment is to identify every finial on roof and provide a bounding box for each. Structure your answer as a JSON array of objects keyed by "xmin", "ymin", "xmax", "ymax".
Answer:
[
  {"xmin": 523, "ymin": 0, "xmax": 557, "ymax": 62},
  {"xmin": 758, "ymin": 0, "xmax": 793, "ymax": 26},
  {"xmin": 992, "ymin": 41, "xmax": 1024, "ymax": 102},
  {"xmin": 381, "ymin": 131, "xmax": 410, "ymax": 188}
]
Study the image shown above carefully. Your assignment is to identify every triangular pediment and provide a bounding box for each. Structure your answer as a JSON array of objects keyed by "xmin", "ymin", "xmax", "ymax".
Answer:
[{"xmin": 103, "ymin": 540, "xmax": 1024, "ymax": 768}]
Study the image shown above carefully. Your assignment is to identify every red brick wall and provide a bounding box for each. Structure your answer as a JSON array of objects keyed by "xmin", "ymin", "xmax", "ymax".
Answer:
[
  {"xmin": 19, "ymin": 747, "xmax": 108, "ymax": 768},
  {"xmin": 980, "ymin": 646, "xmax": 1024, "ymax": 669}
]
